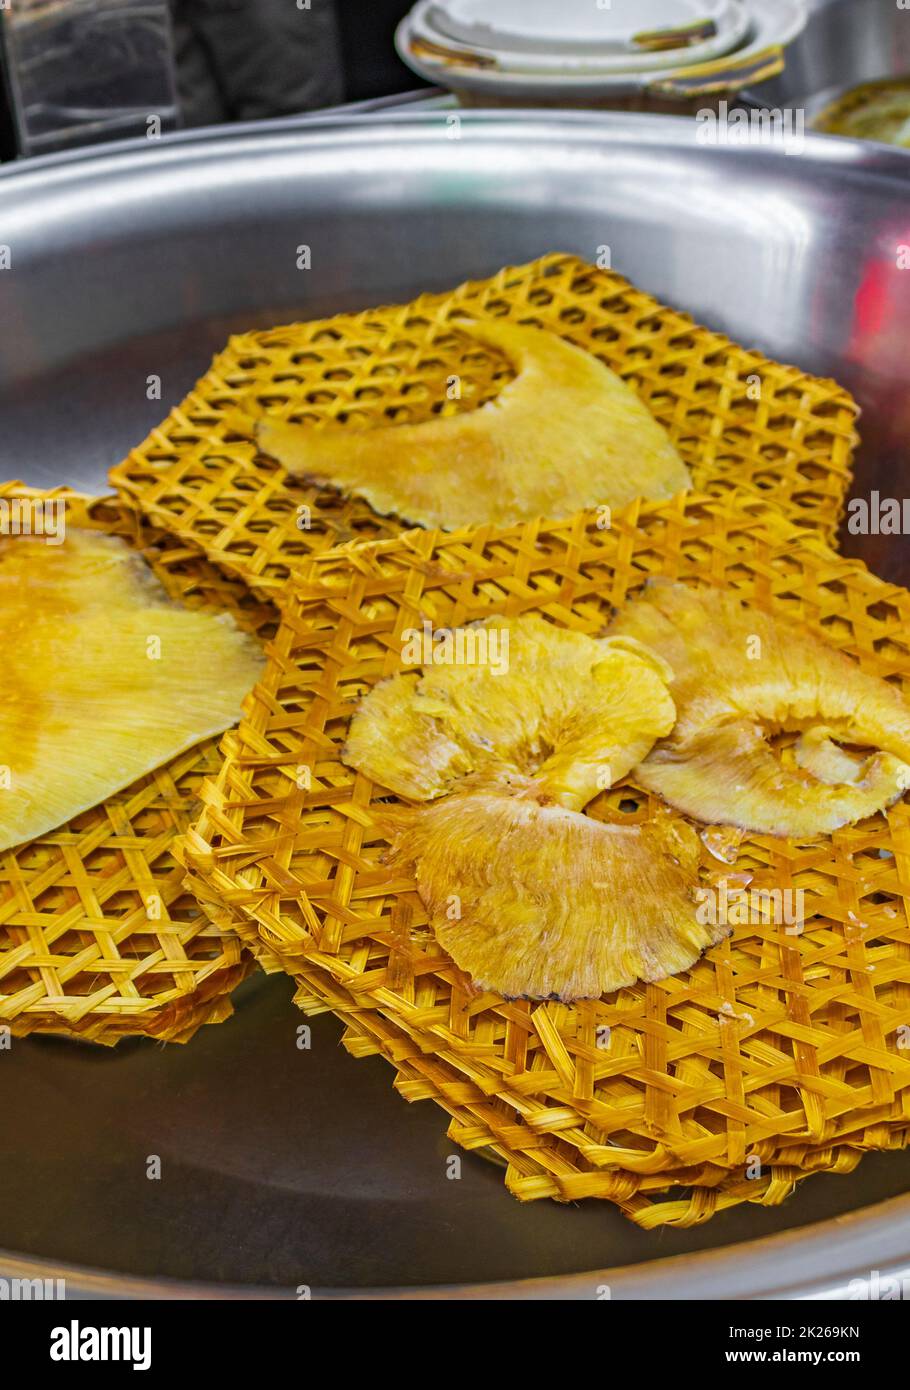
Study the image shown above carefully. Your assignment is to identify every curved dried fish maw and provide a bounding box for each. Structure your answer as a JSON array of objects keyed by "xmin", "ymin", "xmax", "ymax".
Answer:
[
  {"xmin": 610, "ymin": 580, "xmax": 910, "ymax": 834},
  {"xmin": 343, "ymin": 615, "xmax": 675, "ymax": 808},
  {"xmin": 639, "ymin": 721, "xmax": 910, "ymax": 838},
  {"xmin": 257, "ymin": 320, "xmax": 691, "ymax": 530},
  {"xmin": 0, "ymin": 530, "xmax": 264, "ymax": 851},
  {"xmin": 533, "ymin": 642, "xmax": 677, "ymax": 810},
  {"xmin": 794, "ymin": 726, "xmax": 876, "ymax": 785},
  {"xmin": 385, "ymin": 782, "xmax": 718, "ymax": 1001}
]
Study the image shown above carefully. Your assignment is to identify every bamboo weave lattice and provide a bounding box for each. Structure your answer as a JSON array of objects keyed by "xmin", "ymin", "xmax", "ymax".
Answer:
[
  {"xmin": 185, "ymin": 862, "xmax": 910, "ymax": 1227},
  {"xmin": 110, "ymin": 254, "xmax": 858, "ymax": 600},
  {"xmin": 183, "ymin": 489, "xmax": 910, "ymax": 1223},
  {"xmin": 0, "ymin": 487, "xmax": 275, "ymax": 1045}
]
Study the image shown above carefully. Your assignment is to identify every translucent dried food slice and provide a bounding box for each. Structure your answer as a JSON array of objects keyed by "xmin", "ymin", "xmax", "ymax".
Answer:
[
  {"xmin": 0, "ymin": 530, "xmax": 264, "ymax": 850},
  {"xmin": 257, "ymin": 319, "xmax": 691, "ymax": 530},
  {"xmin": 610, "ymin": 580, "xmax": 910, "ymax": 835},
  {"xmin": 385, "ymin": 780, "xmax": 718, "ymax": 1001},
  {"xmin": 344, "ymin": 615, "xmax": 676, "ymax": 809}
]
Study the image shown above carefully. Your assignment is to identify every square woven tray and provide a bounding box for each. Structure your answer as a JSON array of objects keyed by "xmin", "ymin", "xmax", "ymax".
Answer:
[
  {"xmin": 0, "ymin": 486, "xmax": 276, "ymax": 1045},
  {"xmin": 181, "ymin": 488, "xmax": 910, "ymax": 1211},
  {"xmin": 109, "ymin": 254, "xmax": 858, "ymax": 600}
]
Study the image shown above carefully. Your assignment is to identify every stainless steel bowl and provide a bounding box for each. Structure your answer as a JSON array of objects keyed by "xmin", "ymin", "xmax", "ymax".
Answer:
[
  {"xmin": 746, "ymin": 0, "xmax": 910, "ymax": 121},
  {"xmin": 2, "ymin": 111, "xmax": 910, "ymax": 1297}
]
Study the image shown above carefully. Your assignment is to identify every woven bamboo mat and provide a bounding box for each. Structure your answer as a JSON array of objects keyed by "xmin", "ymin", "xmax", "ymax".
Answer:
[
  {"xmin": 319, "ymin": 966, "xmax": 910, "ymax": 1227},
  {"xmin": 182, "ymin": 860, "xmax": 907, "ymax": 1225},
  {"xmin": 0, "ymin": 486, "xmax": 276, "ymax": 1045},
  {"xmin": 109, "ymin": 254, "xmax": 858, "ymax": 600},
  {"xmin": 181, "ymin": 488, "xmax": 910, "ymax": 1212},
  {"xmin": 185, "ymin": 810, "xmax": 910, "ymax": 1171}
]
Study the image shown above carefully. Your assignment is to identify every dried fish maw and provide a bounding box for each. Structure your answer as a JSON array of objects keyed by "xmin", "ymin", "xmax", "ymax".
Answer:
[
  {"xmin": 342, "ymin": 670, "xmax": 477, "ymax": 802},
  {"xmin": 639, "ymin": 722, "xmax": 910, "ymax": 838},
  {"xmin": 610, "ymin": 580, "xmax": 910, "ymax": 835},
  {"xmin": 344, "ymin": 615, "xmax": 676, "ymax": 809},
  {"xmin": 257, "ymin": 319, "xmax": 691, "ymax": 529},
  {"xmin": 385, "ymin": 781, "xmax": 717, "ymax": 1001},
  {"xmin": 793, "ymin": 725, "xmax": 879, "ymax": 784},
  {"xmin": 0, "ymin": 530, "xmax": 263, "ymax": 850}
]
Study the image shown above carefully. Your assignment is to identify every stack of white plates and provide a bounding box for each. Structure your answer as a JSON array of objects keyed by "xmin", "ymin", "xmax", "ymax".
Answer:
[{"xmin": 396, "ymin": 0, "xmax": 808, "ymax": 103}]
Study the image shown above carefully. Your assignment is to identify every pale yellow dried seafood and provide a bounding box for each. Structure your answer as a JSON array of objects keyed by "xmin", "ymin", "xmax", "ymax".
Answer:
[
  {"xmin": 257, "ymin": 319, "xmax": 691, "ymax": 529},
  {"xmin": 343, "ymin": 615, "xmax": 676, "ymax": 809},
  {"xmin": 0, "ymin": 529, "xmax": 263, "ymax": 850},
  {"xmin": 342, "ymin": 614, "xmax": 719, "ymax": 1000},
  {"xmin": 385, "ymin": 779, "xmax": 715, "ymax": 1000},
  {"xmin": 610, "ymin": 580, "xmax": 910, "ymax": 836}
]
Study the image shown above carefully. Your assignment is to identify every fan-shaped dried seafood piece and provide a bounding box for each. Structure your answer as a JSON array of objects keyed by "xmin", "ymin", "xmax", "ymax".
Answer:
[
  {"xmin": 385, "ymin": 780, "xmax": 717, "ymax": 1000},
  {"xmin": 257, "ymin": 319, "xmax": 691, "ymax": 529},
  {"xmin": 0, "ymin": 529, "xmax": 263, "ymax": 850},
  {"xmin": 610, "ymin": 580, "xmax": 910, "ymax": 835},
  {"xmin": 344, "ymin": 615, "xmax": 675, "ymax": 809}
]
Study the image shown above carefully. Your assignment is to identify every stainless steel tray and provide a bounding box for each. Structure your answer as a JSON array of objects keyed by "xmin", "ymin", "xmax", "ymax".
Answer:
[{"xmin": 2, "ymin": 110, "xmax": 910, "ymax": 1297}]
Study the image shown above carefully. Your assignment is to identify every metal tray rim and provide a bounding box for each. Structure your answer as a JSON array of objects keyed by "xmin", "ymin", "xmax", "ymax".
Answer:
[
  {"xmin": 3, "ymin": 1187, "xmax": 910, "ymax": 1299},
  {"xmin": 3, "ymin": 106, "xmax": 910, "ymax": 192}
]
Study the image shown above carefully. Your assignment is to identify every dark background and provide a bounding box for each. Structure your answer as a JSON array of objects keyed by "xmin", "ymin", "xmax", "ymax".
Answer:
[
  {"xmin": 338, "ymin": 0, "xmax": 428, "ymax": 102},
  {"xmin": 0, "ymin": 0, "xmax": 424, "ymax": 162}
]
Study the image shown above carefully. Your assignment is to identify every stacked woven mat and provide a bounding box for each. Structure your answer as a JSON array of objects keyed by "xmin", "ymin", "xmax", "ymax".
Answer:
[
  {"xmin": 14, "ymin": 253, "xmax": 910, "ymax": 1228},
  {"xmin": 0, "ymin": 488, "xmax": 276, "ymax": 1044}
]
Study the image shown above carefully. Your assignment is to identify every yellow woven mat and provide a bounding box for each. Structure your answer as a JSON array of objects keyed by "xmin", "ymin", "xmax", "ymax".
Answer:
[
  {"xmin": 183, "ymin": 860, "xmax": 908, "ymax": 1224},
  {"xmin": 181, "ymin": 488, "xmax": 910, "ymax": 1210},
  {"xmin": 183, "ymin": 860, "xmax": 905, "ymax": 1226},
  {"xmin": 187, "ymin": 845, "xmax": 910, "ymax": 1169},
  {"xmin": 109, "ymin": 254, "xmax": 857, "ymax": 600},
  {"xmin": 0, "ymin": 486, "xmax": 276, "ymax": 1045},
  {"xmin": 323, "ymin": 968, "xmax": 910, "ymax": 1228}
]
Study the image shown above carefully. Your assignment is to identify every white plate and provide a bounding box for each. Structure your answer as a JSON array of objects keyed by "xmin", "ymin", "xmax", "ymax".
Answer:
[
  {"xmin": 421, "ymin": 0, "xmax": 749, "ymax": 72},
  {"xmin": 396, "ymin": 0, "xmax": 808, "ymax": 99}
]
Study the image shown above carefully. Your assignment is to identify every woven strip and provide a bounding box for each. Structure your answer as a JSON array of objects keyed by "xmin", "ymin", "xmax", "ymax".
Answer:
[
  {"xmin": 0, "ymin": 486, "xmax": 275, "ymax": 1045},
  {"xmin": 182, "ymin": 487, "xmax": 910, "ymax": 1211},
  {"xmin": 109, "ymin": 254, "xmax": 857, "ymax": 601}
]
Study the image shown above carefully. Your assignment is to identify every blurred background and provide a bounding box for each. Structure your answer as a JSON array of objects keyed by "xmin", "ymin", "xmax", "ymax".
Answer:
[
  {"xmin": 0, "ymin": 0, "xmax": 908, "ymax": 162},
  {"xmin": 0, "ymin": 0, "xmax": 426, "ymax": 161}
]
